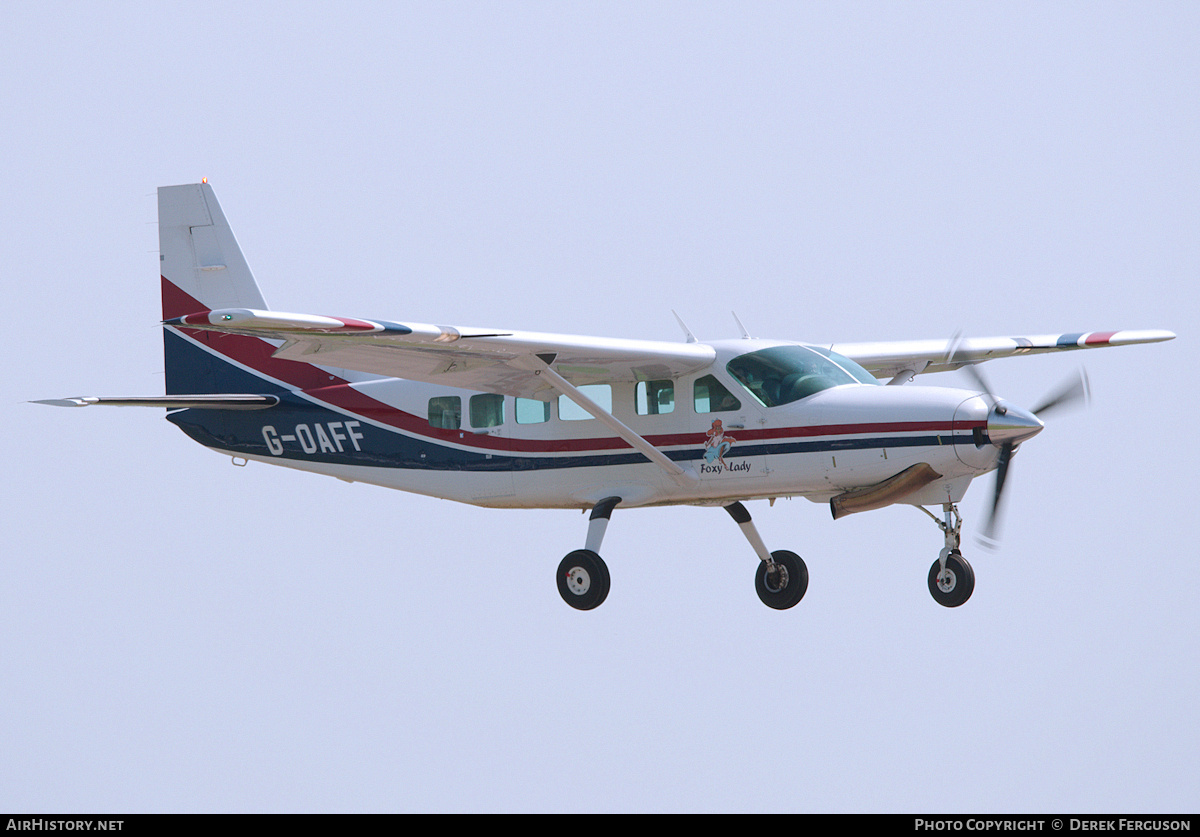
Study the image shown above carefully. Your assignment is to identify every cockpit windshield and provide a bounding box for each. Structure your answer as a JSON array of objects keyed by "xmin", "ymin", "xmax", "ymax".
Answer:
[{"xmin": 726, "ymin": 345, "xmax": 880, "ymax": 407}]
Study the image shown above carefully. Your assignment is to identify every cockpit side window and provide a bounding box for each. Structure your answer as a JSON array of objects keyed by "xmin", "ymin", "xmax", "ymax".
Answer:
[
  {"xmin": 726, "ymin": 345, "xmax": 876, "ymax": 407},
  {"xmin": 694, "ymin": 375, "xmax": 741, "ymax": 413},
  {"xmin": 809, "ymin": 347, "xmax": 883, "ymax": 386}
]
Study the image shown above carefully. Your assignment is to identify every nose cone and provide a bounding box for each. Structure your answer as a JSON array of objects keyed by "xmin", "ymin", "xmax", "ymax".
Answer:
[{"xmin": 987, "ymin": 402, "xmax": 1044, "ymax": 446}]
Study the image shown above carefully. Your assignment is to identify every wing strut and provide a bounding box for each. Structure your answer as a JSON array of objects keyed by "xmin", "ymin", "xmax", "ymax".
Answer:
[{"xmin": 519, "ymin": 356, "xmax": 693, "ymax": 485}]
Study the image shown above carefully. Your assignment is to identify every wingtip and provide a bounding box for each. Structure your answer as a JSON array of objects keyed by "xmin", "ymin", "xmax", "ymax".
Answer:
[
  {"xmin": 31, "ymin": 398, "xmax": 92, "ymax": 407},
  {"xmin": 1113, "ymin": 329, "xmax": 1176, "ymax": 344}
]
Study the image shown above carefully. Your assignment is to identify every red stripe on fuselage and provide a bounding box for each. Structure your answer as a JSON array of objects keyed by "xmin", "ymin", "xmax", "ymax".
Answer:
[{"xmin": 1085, "ymin": 331, "xmax": 1117, "ymax": 345}]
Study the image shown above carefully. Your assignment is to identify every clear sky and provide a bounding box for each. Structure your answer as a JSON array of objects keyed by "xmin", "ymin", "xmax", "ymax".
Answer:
[{"xmin": 3, "ymin": 1, "xmax": 1196, "ymax": 813}]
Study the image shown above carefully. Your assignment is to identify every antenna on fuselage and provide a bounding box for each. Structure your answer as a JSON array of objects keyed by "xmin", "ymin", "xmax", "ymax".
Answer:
[
  {"xmin": 671, "ymin": 310, "xmax": 698, "ymax": 343},
  {"xmin": 732, "ymin": 311, "xmax": 752, "ymax": 339}
]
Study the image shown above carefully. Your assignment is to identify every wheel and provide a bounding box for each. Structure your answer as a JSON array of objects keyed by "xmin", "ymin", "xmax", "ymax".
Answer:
[
  {"xmin": 557, "ymin": 549, "xmax": 610, "ymax": 610},
  {"xmin": 755, "ymin": 550, "xmax": 809, "ymax": 610},
  {"xmin": 928, "ymin": 550, "xmax": 975, "ymax": 608}
]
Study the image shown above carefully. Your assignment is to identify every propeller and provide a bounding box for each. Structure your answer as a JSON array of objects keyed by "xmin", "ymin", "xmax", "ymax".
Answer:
[
  {"xmin": 979, "ymin": 368, "xmax": 1090, "ymax": 546},
  {"xmin": 1029, "ymin": 369, "xmax": 1091, "ymax": 418},
  {"xmin": 979, "ymin": 438, "xmax": 1015, "ymax": 547},
  {"xmin": 947, "ymin": 334, "xmax": 1091, "ymax": 546}
]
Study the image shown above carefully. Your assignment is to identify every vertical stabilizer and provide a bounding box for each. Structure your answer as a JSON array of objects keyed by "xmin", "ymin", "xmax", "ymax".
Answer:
[
  {"xmin": 159, "ymin": 183, "xmax": 273, "ymax": 395},
  {"xmin": 158, "ymin": 182, "xmax": 268, "ymax": 319}
]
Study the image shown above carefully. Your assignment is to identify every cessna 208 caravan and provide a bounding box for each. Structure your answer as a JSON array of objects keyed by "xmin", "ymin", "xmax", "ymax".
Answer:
[{"xmin": 40, "ymin": 182, "xmax": 1174, "ymax": 611}]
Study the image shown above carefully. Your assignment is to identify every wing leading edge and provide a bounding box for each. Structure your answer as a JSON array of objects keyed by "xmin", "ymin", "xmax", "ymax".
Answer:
[{"xmin": 831, "ymin": 330, "xmax": 1175, "ymax": 380}]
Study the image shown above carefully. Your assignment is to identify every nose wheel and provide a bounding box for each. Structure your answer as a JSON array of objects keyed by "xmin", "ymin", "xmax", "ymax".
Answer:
[{"xmin": 927, "ymin": 549, "xmax": 974, "ymax": 608}]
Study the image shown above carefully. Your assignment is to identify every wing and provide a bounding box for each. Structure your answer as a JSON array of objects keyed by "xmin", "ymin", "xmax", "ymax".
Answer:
[
  {"xmin": 831, "ymin": 330, "xmax": 1176, "ymax": 380},
  {"xmin": 166, "ymin": 308, "xmax": 716, "ymax": 399}
]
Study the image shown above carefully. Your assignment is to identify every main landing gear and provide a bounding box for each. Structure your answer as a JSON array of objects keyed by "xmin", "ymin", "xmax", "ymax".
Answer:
[
  {"xmin": 555, "ymin": 497, "xmax": 808, "ymax": 611},
  {"xmin": 556, "ymin": 497, "xmax": 618, "ymax": 611},
  {"xmin": 919, "ymin": 503, "xmax": 975, "ymax": 608},
  {"xmin": 725, "ymin": 502, "xmax": 808, "ymax": 610}
]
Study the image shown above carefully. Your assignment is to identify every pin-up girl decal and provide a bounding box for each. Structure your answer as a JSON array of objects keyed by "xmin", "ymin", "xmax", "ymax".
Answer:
[{"xmin": 703, "ymin": 419, "xmax": 737, "ymax": 467}]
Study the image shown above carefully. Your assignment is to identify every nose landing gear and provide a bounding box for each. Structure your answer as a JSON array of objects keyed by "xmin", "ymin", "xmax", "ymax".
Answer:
[{"xmin": 918, "ymin": 503, "xmax": 976, "ymax": 607}]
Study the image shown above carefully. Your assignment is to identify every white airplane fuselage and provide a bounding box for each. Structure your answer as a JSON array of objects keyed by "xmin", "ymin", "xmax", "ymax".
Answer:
[{"xmin": 168, "ymin": 335, "xmax": 998, "ymax": 512}]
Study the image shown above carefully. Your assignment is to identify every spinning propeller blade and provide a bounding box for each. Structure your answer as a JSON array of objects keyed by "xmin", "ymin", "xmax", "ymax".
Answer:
[
  {"xmin": 979, "ymin": 442, "xmax": 1013, "ymax": 546},
  {"xmin": 1029, "ymin": 368, "xmax": 1091, "ymax": 418},
  {"xmin": 977, "ymin": 368, "xmax": 1091, "ymax": 547},
  {"xmin": 946, "ymin": 331, "xmax": 995, "ymax": 401}
]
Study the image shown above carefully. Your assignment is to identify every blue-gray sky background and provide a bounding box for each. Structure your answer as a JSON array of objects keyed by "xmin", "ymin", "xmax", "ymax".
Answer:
[{"xmin": 3, "ymin": 2, "xmax": 1196, "ymax": 812}]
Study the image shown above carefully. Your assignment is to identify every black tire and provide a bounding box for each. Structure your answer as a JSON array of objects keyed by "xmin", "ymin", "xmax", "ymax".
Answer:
[
  {"xmin": 928, "ymin": 550, "xmax": 975, "ymax": 608},
  {"xmin": 557, "ymin": 549, "xmax": 610, "ymax": 610},
  {"xmin": 755, "ymin": 550, "xmax": 809, "ymax": 610}
]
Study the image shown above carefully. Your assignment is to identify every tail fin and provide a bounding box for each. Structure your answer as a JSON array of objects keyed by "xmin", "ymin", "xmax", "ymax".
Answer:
[
  {"xmin": 159, "ymin": 182, "xmax": 268, "ymax": 319},
  {"xmin": 159, "ymin": 182, "xmax": 274, "ymax": 395}
]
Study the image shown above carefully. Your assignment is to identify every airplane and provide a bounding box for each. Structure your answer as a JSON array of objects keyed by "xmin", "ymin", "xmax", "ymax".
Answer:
[{"xmin": 37, "ymin": 182, "xmax": 1175, "ymax": 611}]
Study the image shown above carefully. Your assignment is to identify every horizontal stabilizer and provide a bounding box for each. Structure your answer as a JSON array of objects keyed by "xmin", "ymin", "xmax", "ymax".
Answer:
[{"xmin": 33, "ymin": 394, "xmax": 279, "ymax": 410}]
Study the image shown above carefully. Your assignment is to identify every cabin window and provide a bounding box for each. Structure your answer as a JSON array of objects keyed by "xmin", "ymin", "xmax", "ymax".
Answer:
[
  {"xmin": 515, "ymin": 397, "xmax": 551, "ymax": 424},
  {"xmin": 559, "ymin": 384, "xmax": 612, "ymax": 421},
  {"xmin": 428, "ymin": 396, "xmax": 461, "ymax": 429},
  {"xmin": 470, "ymin": 393, "xmax": 505, "ymax": 428},
  {"xmin": 636, "ymin": 380, "xmax": 675, "ymax": 415},
  {"xmin": 694, "ymin": 375, "xmax": 741, "ymax": 413}
]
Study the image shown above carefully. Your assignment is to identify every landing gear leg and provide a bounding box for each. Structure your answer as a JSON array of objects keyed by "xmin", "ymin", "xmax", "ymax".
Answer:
[
  {"xmin": 725, "ymin": 501, "xmax": 808, "ymax": 610},
  {"xmin": 556, "ymin": 497, "xmax": 618, "ymax": 610},
  {"xmin": 919, "ymin": 502, "xmax": 975, "ymax": 608}
]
